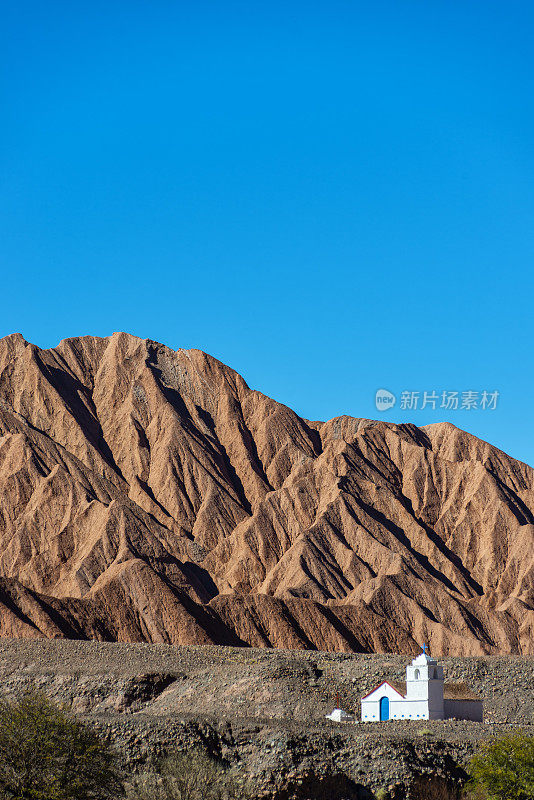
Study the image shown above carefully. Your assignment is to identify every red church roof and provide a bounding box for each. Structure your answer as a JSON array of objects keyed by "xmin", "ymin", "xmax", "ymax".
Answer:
[{"xmin": 361, "ymin": 681, "xmax": 406, "ymax": 701}]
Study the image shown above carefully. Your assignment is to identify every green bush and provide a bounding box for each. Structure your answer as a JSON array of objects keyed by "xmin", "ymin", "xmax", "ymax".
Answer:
[
  {"xmin": 0, "ymin": 691, "xmax": 122, "ymax": 800},
  {"xmin": 465, "ymin": 731, "xmax": 534, "ymax": 800}
]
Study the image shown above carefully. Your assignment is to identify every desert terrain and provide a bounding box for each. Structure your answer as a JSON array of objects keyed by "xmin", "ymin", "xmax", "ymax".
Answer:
[{"xmin": 1, "ymin": 638, "xmax": 532, "ymax": 799}]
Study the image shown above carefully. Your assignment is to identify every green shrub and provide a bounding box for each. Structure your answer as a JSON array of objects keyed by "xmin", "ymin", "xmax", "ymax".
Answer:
[
  {"xmin": 0, "ymin": 690, "xmax": 122, "ymax": 800},
  {"xmin": 465, "ymin": 731, "xmax": 534, "ymax": 800}
]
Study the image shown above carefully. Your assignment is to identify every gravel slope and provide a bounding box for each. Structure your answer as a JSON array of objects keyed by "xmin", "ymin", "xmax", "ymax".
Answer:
[{"xmin": 2, "ymin": 639, "xmax": 533, "ymax": 799}]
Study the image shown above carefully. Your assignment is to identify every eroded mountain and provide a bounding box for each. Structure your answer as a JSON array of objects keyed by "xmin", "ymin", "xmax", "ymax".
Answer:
[{"xmin": 0, "ymin": 332, "xmax": 532, "ymax": 654}]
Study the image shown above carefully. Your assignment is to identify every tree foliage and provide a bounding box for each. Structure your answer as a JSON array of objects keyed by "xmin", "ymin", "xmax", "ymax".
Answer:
[
  {"xmin": 465, "ymin": 731, "xmax": 534, "ymax": 800},
  {"xmin": 0, "ymin": 691, "xmax": 122, "ymax": 800}
]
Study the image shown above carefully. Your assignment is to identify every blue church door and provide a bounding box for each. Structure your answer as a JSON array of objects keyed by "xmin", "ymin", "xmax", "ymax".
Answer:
[{"xmin": 379, "ymin": 696, "xmax": 389, "ymax": 721}]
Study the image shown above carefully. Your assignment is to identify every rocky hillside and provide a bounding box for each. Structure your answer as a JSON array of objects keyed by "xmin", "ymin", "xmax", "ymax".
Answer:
[
  {"xmin": 0, "ymin": 332, "xmax": 533, "ymax": 654},
  {"xmin": 2, "ymin": 639, "xmax": 533, "ymax": 800},
  {"xmin": 1, "ymin": 639, "xmax": 532, "ymax": 725}
]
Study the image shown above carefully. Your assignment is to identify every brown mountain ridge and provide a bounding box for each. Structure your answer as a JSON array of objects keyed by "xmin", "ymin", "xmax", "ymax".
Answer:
[{"xmin": 0, "ymin": 332, "xmax": 532, "ymax": 655}]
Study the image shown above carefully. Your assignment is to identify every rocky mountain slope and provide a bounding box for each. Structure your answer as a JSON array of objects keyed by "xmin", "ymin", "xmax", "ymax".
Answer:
[{"xmin": 0, "ymin": 332, "xmax": 532, "ymax": 654}]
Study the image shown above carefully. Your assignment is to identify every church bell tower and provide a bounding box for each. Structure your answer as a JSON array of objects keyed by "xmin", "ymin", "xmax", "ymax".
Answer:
[{"xmin": 406, "ymin": 646, "xmax": 444, "ymax": 718}]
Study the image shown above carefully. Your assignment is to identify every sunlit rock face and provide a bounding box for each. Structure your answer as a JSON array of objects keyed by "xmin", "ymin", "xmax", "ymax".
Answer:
[{"xmin": 0, "ymin": 332, "xmax": 532, "ymax": 655}]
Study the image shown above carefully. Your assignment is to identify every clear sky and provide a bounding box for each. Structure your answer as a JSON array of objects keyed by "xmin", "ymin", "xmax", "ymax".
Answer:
[{"xmin": 1, "ymin": 1, "xmax": 533, "ymax": 466}]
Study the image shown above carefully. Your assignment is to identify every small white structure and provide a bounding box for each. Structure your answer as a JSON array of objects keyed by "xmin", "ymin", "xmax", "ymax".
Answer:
[
  {"xmin": 360, "ymin": 649, "xmax": 482, "ymax": 722},
  {"xmin": 325, "ymin": 708, "xmax": 355, "ymax": 723}
]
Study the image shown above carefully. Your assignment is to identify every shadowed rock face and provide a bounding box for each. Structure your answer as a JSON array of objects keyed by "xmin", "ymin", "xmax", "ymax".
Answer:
[{"xmin": 0, "ymin": 332, "xmax": 532, "ymax": 655}]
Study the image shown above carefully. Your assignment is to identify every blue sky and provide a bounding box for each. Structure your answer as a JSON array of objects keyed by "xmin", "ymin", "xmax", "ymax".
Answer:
[{"xmin": 1, "ymin": 1, "xmax": 533, "ymax": 466}]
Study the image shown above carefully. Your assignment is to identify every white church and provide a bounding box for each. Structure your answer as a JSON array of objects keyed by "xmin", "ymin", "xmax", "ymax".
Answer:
[{"xmin": 360, "ymin": 648, "xmax": 483, "ymax": 722}]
